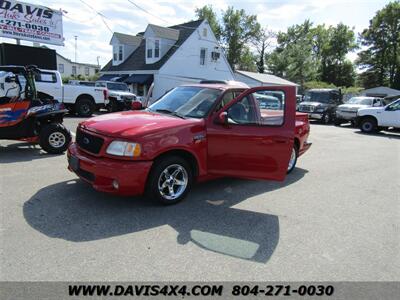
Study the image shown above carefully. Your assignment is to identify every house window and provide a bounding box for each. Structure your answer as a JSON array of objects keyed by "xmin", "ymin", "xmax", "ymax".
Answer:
[
  {"xmin": 203, "ymin": 28, "xmax": 207, "ymax": 37},
  {"xmin": 155, "ymin": 40, "xmax": 160, "ymax": 58},
  {"xmin": 200, "ymin": 48, "xmax": 207, "ymax": 65},
  {"xmin": 119, "ymin": 45, "xmax": 123, "ymax": 61},
  {"xmin": 58, "ymin": 64, "xmax": 64, "ymax": 73},
  {"xmin": 147, "ymin": 48, "xmax": 152, "ymax": 58},
  {"xmin": 72, "ymin": 66, "xmax": 77, "ymax": 76},
  {"xmin": 85, "ymin": 67, "xmax": 89, "ymax": 76},
  {"xmin": 113, "ymin": 52, "xmax": 117, "ymax": 61}
]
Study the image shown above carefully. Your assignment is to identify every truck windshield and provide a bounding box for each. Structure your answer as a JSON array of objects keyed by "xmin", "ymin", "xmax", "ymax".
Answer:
[
  {"xmin": 107, "ymin": 83, "xmax": 129, "ymax": 91},
  {"xmin": 148, "ymin": 86, "xmax": 222, "ymax": 118},
  {"xmin": 304, "ymin": 91, "xmax": 332, "ymax": 103},
  {"xmin": 347, "ymin": 97, "xmax": 373, "ymax": 105}
]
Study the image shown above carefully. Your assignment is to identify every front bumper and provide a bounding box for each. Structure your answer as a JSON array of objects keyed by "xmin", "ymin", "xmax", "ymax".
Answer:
[
  {"xmin": 336, "ymin": 111, "xmax": 357, "ymax": 121},
  {"xmin": 299, "ymin": 112, "xmax": 323, "ymax": 120},
  {"xmin": 67, "ymin": 143, "xmax": 153, "ymax": 196}
]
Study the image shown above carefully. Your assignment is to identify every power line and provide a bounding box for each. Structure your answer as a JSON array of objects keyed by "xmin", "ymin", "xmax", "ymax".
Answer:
[
  {"xmin": 78, "ymin": 0, "xmax": 113, "ymax": 33},
  {"xmin": 126, "ymin": 0, "xmax": 170, "ymax": 25}
]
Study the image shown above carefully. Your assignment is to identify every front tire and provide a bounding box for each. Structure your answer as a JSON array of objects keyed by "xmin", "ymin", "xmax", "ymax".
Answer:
[
  {"xmin": 360, "ymin": 117, "xmax": 377, "ymax": 133},
  {"xmin": 75, "ymin": 98, "xmax": 95, "ymax": 117},
  {"xmin": 146, "ymin": 156, "xmax": 193, "ymax": 205},
  {"xmin": 39, "ymin": 123, "xmax": 71, "ymax": 154},
  {"xmin": 322, "ymin": 113, "xmax": 331, "ymax": 124}
]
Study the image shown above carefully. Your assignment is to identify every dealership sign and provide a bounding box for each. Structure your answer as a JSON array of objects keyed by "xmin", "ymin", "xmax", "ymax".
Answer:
[{"xmin": 0, "ymin": 0, "xmax": 64, "ymax": 45}]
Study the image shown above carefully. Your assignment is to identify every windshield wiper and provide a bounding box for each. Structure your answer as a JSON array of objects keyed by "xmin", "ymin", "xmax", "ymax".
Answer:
[{"xmin": 153, "ymin": 109, "xmax": 186, "ymax": 119}]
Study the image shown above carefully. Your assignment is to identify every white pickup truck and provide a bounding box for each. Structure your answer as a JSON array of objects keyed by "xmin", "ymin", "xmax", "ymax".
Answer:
[
  {"xmin": 357, "ymin": 98, "xmax": 400, "ymax": 133},
  {"xmin": 35, "ymin": 70, "xmax": 107, "ymax": 117}
]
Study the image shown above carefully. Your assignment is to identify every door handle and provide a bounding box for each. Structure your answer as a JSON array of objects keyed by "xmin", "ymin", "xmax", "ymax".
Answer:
[{"xmin": 272, "ymin": 138, "xmax": 288, "ymax": 144}]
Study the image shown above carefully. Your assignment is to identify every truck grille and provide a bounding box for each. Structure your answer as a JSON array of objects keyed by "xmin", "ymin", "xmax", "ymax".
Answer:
[
  {"xmin": 76, "ymin": 129, "xmax": 104, "ymax": 154},
  {"xmin": 299, "ymin": 105, "xmax": 315, "ymax": 112}
]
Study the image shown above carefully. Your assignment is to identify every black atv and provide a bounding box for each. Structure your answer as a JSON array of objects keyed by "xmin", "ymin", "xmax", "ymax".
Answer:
[{"xmin": 0, "ymin": 65, "xmax": 71, "ymax": 154}]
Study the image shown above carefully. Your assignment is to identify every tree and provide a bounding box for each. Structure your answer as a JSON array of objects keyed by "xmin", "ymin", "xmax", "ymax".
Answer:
[
  {"xmin": 357, "ymin": 1, "xmax": 400, "ymax": 89},
  {"xmin": 267, "ymin": 20, "xmax": 318, "ymax": 86},
  {"xmin": 267, "ymin": 20, "xmax": 357, "ymax": 87},
  {"xmin": 252, "ymin": 27, "xmax": 275, "ymax": 73},
  {"xmin": 318, "ymin": 23, "xmax": 357, "ymax": 87},
  {"xmin": 236, "ymin": 46, "xmax": 258, "ymax": 72},
  {"xmin": 195, "ymin": 5, "xmax": 222, "ymax": 41},
  {"xmin": 221, "ymin": 7, "xmax": 261, "ymax": 70}
]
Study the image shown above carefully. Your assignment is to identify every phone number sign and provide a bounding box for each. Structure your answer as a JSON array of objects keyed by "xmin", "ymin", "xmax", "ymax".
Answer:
[{"xmin": 0, "ymin": 0, "xmax": 64, "ymax": 46}]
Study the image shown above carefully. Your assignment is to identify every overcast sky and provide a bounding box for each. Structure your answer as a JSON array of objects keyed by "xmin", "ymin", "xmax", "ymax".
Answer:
[{"xmin": 0, "ymin": 0, "xmax": 391, "ymax": 67}]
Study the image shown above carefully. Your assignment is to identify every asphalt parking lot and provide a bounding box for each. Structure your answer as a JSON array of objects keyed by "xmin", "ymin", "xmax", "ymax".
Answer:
[{"xmin": 1, "ymin": 116, "xmax": 399, "ymax": 281}]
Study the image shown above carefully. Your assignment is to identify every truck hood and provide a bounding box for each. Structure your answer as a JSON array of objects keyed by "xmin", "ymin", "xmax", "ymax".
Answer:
[
  {"xmin": 337, "ymin": 104, "xmax": 369, "ymax": 111},
  {"xmin": 109, "ymin": 91, "xmax": 136, "ymax": 97},
  {"xmin": 358, "ymin": 107, "xmax": 384, "ymax": 114},
  {"xmin": 80, "ymin": 111, "xmax": 202, "ymax": 138},
  {"xmin": 300, "ymin": 101, "xmax": 329, "ymax": 108}
]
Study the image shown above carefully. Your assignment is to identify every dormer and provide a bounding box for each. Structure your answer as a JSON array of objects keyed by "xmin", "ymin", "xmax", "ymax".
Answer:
[
  {"xmin": 110, "ymin": 32, "xmax": 142, "ymax": 66},
  {"xmin": 144, "ymin": 24, "xmax": 179, "ymax": 64}
]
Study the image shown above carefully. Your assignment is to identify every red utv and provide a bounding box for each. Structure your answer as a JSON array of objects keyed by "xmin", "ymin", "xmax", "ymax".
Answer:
[{"xmin": 0, "ymin": 65, "xmax": 71, "ymax": 154}]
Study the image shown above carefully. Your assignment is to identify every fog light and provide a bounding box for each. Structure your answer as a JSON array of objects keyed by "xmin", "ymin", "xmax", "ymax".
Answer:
[{"xmin": 112, "ymin": 180, "xmax": 119, "ymax": 190}]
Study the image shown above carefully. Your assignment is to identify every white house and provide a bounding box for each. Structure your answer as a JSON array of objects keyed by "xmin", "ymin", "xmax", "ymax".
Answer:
[
  {"xmin": 56, "ymin": 52, "xmax": 100, "ymax": 78},
  {"xmin": 235, "ymin": 70, "xmax": 299, "ymax": 90},
  {"xmin": 100, "ymin": 20, "xmax": 234, "ymax": 99}
]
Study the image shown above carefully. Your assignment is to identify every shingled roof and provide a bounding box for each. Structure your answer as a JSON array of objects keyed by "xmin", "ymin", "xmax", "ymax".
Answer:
[
  {"xmin": 101, "ymin": 19, "xmax": 204, "ymax": 72},
  {"xmin": 148, "ymin": 24, "xmax": 180, "ymax": 40},
  {"xmin": 111, "ymin": 32, "xmax": 142, "ymax": 46}
]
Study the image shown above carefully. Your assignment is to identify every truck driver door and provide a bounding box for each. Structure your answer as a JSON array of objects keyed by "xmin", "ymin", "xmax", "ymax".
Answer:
[{"xmin": 207, "ymin": 86, "xmax": 296, "ymax": 181}]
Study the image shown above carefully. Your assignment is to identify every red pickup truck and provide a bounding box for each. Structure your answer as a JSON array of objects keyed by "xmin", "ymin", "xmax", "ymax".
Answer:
[{"xmin": 68, "ymin": 82, "xmax": 311, "ymax": 204}]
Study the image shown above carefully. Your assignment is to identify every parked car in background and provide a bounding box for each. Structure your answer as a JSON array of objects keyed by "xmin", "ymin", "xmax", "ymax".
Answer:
[
  {"xmin": 356, "ymin": 99, "xmax": 400, "ymax": 133},
  {"xmin": 297, "ymin": 88, "xmax": 343, "ymax": 124},
  {"xmin": 335, "ymin": 96, "xmax": 384, "ymax": 126},
  {"xmin": 35, "ymin": 70, "xmax": 107, "ymax": 117},
  {"xmin": 95, "ymin": 81, "xmax": 137, "ymax": 112},
  {"xmin": 254, "ymin": 93, "xmax": 281, "ymax": 110},
  {"xmin": 67, "ymin": 82, "xmax": 311, "ymax": 204}
]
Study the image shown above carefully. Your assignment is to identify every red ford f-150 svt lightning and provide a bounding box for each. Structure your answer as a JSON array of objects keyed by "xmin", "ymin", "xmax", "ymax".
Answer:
[{"xmin": 68, "ymin": 81, "xmax": 311, "ymax": 204}]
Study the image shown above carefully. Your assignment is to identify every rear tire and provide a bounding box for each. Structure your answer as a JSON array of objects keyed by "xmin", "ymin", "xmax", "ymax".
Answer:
[
  {"xmin": 75, "ymin": 98, "xmax": 95, "ymax": 117},
  {"xmin": 287, "ymin": 144, "xmax": 299, "ymax": 174},
  {"xmin": 39, "ymin": 123, "xmax": 71, "ymax": 154},
  {"xmin": 360, "ymin": 117, "xmax": 377, "ymax": 133},
  {"xmin": 145, "ymin": 156, "xmax": 193, "ymax": 205}
]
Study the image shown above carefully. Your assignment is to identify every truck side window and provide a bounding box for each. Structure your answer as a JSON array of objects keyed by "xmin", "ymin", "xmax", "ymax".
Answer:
[
  {"xmin": 227, "ymin": 90, "xmax": 285, "ymax": 126},
  {"xmin": 35, "ymin": 72, "xmax": 57, "ymax": 83},
  {"xmin": 215, "ymin": 91, "xmax": 236, "ymax": 112}
]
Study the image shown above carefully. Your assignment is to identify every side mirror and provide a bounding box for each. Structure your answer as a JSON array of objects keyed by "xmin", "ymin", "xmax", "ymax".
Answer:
[
  {"xmin": 131, "ymin": 101, "xmax": 143, "ymax": 110},
  {"xmin": 216, "ymin": 111, "xmax": 228, "ymax": 125}
]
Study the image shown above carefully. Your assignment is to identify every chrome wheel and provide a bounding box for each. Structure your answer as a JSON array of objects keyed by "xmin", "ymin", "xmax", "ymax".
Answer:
[
  {"xmin": 158, "ymin": 164, "xmax": 188, "ymax": 201},
  {"xmin": 48, "ymin": 132, "xmax": 66, "ymax": 148},
  {"xmin": 287, "ymin": 147, "xmax": 296, "ymax": 172}
]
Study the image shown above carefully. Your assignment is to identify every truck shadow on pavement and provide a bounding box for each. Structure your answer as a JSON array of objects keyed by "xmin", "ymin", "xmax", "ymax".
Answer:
[
  {"xmin": 0, "ymin": 142, "xmax": 58, "ymax": 163},
  {"xmin": 23, "ymin": 168, "xmax": 307, "ymax": 263}
]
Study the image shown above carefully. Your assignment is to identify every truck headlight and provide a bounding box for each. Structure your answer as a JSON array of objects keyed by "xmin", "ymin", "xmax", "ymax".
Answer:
[{"xmin": 106, "ymin": 141, "xmax": 141, "ymax": 157}]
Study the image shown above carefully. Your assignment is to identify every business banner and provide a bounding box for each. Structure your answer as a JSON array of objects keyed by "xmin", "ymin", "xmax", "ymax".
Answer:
[{"xmin": 0, "ymin": 0, "xmax": 64, "ymax": 45}]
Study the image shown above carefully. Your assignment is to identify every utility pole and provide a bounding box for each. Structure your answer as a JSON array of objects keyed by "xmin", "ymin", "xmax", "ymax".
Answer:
[{"xmin": 74, "ymin": 35, "xmax": 78, "ymax": 62}]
